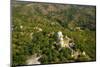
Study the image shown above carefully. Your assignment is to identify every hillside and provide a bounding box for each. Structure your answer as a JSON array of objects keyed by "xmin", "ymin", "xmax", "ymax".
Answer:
[{"xmin": 12, "ymin": 1, "xmax": 96, "ymax": 66}]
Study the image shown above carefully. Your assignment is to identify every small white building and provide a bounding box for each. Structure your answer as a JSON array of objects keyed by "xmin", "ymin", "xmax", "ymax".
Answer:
[
  {"xmin": 57, "ymin": 31, "xmax": 63, "ymax": 39},
  {"xmin": 56, "ymin": 31, "xmax": 75, "ymax": 48},
  {"xmin": 20, "ymin": 25, "xmax": 23, "ymax": 29},
  {"xmin": 34, "ymin": 27, "xmax": 43, "ymax": 32}
]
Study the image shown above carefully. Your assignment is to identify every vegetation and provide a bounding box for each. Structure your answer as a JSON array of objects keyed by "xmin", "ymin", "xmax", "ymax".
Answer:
[{"xmin": 12, "ymin": 1, "xmax": 96, "ymax": 66}]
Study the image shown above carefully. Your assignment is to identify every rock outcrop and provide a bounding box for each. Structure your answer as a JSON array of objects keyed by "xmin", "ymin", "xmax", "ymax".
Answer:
[{"xmin": 26, "ymin": 54, "xmax": 41, "ymax": 65}]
